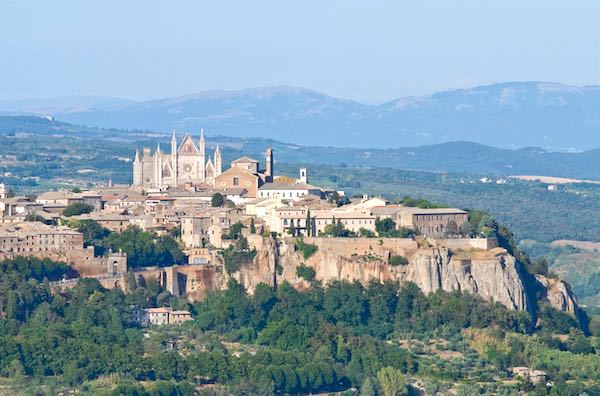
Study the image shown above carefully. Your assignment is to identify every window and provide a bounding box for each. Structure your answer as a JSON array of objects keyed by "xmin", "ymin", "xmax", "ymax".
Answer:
[{"xmin": 233, "ymin": 177, "xmax": 240, "ymax": 186}]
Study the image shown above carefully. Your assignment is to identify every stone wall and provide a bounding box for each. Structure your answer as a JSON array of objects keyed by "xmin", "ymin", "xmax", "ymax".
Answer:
[{"xmin": 434, "ymin": 237, "xmax": 498, "ymax": 251}]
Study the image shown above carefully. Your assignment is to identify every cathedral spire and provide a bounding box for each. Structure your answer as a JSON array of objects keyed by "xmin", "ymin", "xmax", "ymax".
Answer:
[
  {"xmin": 171, "ymin": 130, "xmax": 177, "ymax": 153},
  {"xmin": 171, "ymin": 130, "xmax": 178, "ymax": 183},
  {"xmin": 199, "ymin": 128, "xmax": 206, "ymax": 155},
  {"xmin": 156, "ymin": 143, "xmax": 162, "ymax": 154},
  {"xmin": 214, "ymin": 144, "xmax": 222, "ymax": 176},
  {"xmin": 134, "ymin": 148, "xmax": 140, "ymax": 162}
]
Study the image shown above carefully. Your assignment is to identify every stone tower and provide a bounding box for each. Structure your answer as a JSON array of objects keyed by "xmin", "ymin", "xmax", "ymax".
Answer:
[
  {"xmin": 132, "ymin": 149, "xmax": 142, "ymax": 186},
  {"xmin": 107, "ymin": 250, "xmax": 128, "ymax": 276},
  {"xmin": 265, "ymin": 146, "xmax": 274, "ymax": 182},
  {"xmin": 299, "ymin": 167, "xmax": 308, "ymax": 183},
  {"xmin": 214, "ymin": 145, "xmax": 222, "ymax": 177},
  {"xmin": 171, "ymin": 130, "xmax": 178, "ymax": 183},
  {"xmin": 199, "ymin": 129, "xmax": 206, "ymax": 181}
]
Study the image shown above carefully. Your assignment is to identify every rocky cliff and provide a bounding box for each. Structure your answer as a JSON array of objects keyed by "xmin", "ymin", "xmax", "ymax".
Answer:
[{"xmin": 234, "ymin": 237, "xmax": 579, "ymax": 318}]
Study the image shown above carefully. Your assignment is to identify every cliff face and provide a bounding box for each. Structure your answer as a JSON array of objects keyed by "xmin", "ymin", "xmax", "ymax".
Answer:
[
  {"xmin": 535, "ymin": 275, "xmax": 579, "ymax": 314},
  {"xmin": 234, "ymin": 237, "xmax": 578, "ymax": 317}
]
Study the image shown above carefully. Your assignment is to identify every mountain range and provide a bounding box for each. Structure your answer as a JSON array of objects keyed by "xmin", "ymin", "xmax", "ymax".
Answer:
[
  {"xmin": 1, "ymin": 115, "xmax": 599, "ymax": 180},
  {"xmin": 2, "ymin": 81, "xmax": 600, "ymax": 150}
]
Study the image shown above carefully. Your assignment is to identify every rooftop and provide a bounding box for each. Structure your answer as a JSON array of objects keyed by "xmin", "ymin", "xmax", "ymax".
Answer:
[
  {"xmin": 232, "ymin": 156, "xmax": 259, "ymax": 164},
  {"xmin": 259, "ymin": 182, "xmax": 321, "ymax": 191}
]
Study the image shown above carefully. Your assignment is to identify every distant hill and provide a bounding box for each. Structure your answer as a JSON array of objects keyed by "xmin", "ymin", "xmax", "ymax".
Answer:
[
  {"xmin": 4, "ymin": 82, "xmax": 600, "ymax": 150},
  {"xmin": 0, "ymin": 95, "xmax": 132, "ymax": 115},
  {"xmin": 1, "ymin": 115, "xmax": 599, "ymax": 180}
]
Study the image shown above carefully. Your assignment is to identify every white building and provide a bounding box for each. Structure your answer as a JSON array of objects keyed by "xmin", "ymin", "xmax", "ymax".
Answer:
[{"xmin": 258, "ymin": 182, "xmax": 324, "ymax": 201}]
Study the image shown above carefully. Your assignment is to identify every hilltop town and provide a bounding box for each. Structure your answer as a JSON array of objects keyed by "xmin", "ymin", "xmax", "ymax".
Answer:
[
  {"xmin": 0, "ymin": 131, "xmax": 579, "ymax": 324},
  {"xmin": 1, "ymin": 130, "xmax": 594, "ymax": 395}
]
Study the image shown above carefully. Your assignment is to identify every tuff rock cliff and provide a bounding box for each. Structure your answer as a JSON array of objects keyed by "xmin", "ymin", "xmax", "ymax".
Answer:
[{"xmin": 232, "ymin": 237, "xmax": 578, "ymax": 318}]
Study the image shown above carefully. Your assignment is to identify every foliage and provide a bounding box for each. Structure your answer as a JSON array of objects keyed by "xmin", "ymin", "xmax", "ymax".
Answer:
[
  {"xmin": 222, "ymin": 237, "xmax": 256, "ymax": 274},
  {"xmin": 0, "ymin": 256, "xmax": 596, "ymax": 394},
  {"xmin": 329, "ymin": 191, "xmax": 343, "ymax": 207},
  {"xmin": 222, "ymin": 221, "xmax": 244, "ymax": 240},
  {"xmin": 399, "ymin": 196, "xmax": 446, "ymax": 209},
  {"xmin": 62, "ymin": 202, "xmax": 93, "ymax": 217},
  {"xmin": 321, "ymin": 217, "xmax": 353, "ymax": 237},
  {"xmin": 377, "ymin": 366, "xmax": 408, "ymax": 396},
  {"xmin": 538, "ymin": 304, "xmax": 579, "ymax": 334},
  {"xmin": 296, "ymin": 264, "xmax": 316, "ymax": 282},
  {"xmin": 23, "ymin": 213, "xmax": 49, "ymax": 223},
  {"xmin": 249, "ymin": 218, "xmax": 256, "ymax": 234},
  {"xmin": 465, "ymin": 328, "xmax": 600, "ymax": 385},
  {"xmin": 105, "ymin": 226, "xmax": 184, "ymax": 268},
  {"xmin": 359, "ymin": 227, "xmax": 376, "ymax": 238},
  {"xmin": 389, "ymin": 255, "xmax": 409, "ymax": 266},
  {"xmin": 70, "ymin": 219, "xmax": 111, "ymax": 255},
  {"xmin": 294, "ymin": 238, "xmax": 318, "ymax": 259},
  {"xmin": 375, "ymin": 217, "xmax": 396, "ymax": 235},
  {"xmin": 211, "ymin": 192, "xmax": 224, "ymax": 207},
  {"xmin": 375, "ymin": 217, "xmax": 416, "ymax": 238},
  {"xmin": 0, "ymin": 257, "xmax": 69, "ymax": 321},
  {"xmin": 305, "ymin": 209, "xmax": 312, "ymax": 237}
]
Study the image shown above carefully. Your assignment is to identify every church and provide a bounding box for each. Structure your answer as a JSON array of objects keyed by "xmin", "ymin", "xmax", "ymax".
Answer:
[{"xmin": 132, "ymin": 130, "xmax": 222, "ymax": 188}]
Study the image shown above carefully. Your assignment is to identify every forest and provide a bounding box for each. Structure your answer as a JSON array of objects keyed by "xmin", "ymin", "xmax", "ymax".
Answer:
[{"xmin": 0, "ymin": 255, "xmax": 599, "ymax": 395}]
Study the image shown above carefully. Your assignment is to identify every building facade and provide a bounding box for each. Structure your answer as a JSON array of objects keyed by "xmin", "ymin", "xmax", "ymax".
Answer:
[{"xmin": 132, "ymin": 130, "xmax": 222, "ymax": 189}]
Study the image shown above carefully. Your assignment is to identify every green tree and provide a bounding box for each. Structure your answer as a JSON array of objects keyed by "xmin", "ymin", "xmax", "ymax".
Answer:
[
  {"xmin": 296, "ymin": 264, "xmax": 316, "ymax": 281},
  {"xmin": 359, "ymin": 227, "xmax": 376, "ymax": 238},
  {"xmin": 376, "ymin": 366, "xmax": 407, "ymax": 396},
  {"xmin": 305, "ymin": 209, "xmax": 312, "ymax": 237},
  {"xmin": 389, "ymin": 255, "xmax": 408, "ymax": 266},
  {"xmin": 211, "ymin": 192, "xmax": 225, "ymax": 207},
  {"xmin": 566, "ymin": 328, "xmax": 595, "ymax": 354},
  {"xmin": 250, "ymin": 218, "xmax": 256, "ymax": 234},
  {"xmin": 330, "ymin": 191, "xmax": 342, "ymax": 207},
  {"xmin": 361, "ymin": 376, "xmax": 378, "ymax": 396},
  {"xmin": 62, "ymin": 202, "xmax": 94, "ymax": 217}
]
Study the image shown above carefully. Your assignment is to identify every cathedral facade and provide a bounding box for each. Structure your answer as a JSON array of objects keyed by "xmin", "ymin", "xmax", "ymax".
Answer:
[{"xmin": 132, "ymin": 130, "xmax": 222, "ymax": 188}]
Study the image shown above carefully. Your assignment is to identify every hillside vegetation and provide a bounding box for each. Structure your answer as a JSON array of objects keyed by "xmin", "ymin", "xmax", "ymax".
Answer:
[{"xmin": 1, "ymin": 256, "xmax": 599, "ymax": 395}]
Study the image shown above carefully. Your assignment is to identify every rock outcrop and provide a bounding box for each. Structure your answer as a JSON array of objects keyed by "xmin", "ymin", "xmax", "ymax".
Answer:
[
  {"xmin": 234, "ymin": 237, "xmax": 578, "ymax": 317},
  {"xmin": 535, "ymin": 275, "xmax": 578, "ymax": 314}
]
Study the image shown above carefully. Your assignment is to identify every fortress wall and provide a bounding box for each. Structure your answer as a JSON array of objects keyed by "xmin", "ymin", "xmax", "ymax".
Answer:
[
  {"xmin": 287, "ymin": 237, "xmax": 419, "ymax": 259},
  {"xmin": 435, "ymin": 237, "xmax": 498, "ymax": 251}
]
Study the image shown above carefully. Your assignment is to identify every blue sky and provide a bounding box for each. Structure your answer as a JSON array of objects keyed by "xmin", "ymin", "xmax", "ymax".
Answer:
[{"xmin": 1, "ymin": 1, "xmax": 599, "ymax": 103}]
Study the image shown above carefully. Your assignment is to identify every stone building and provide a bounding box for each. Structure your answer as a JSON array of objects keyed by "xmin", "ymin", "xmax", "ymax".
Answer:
[
  {"xmin": 139, "ymin": 307, "xmax": 193, "ymax": 326},
  {"xmin": 214, "ymin": 146, "xmax": 274, "ymax": 198},
  {"xmin": 0, "ymin": 222, "xmax": 83, "ymax": 257},
  {"xmin": 132, "ymin": 130, "xmax": 222, "ymax": 188},
  {"xmin": 396, "ymin": 207, "xmax": 468, "ymax": 237}
]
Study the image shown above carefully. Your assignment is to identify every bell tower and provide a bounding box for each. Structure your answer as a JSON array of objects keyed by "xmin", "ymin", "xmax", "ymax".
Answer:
[{"xmin": 265, "ymin": 146, "xmax": 273, "ymax": 182}]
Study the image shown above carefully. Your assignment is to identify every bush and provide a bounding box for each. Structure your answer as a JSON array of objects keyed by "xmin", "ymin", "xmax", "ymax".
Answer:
[
  {"xmin": 296, "ymin": 264, "xmax": 316, "ymax": 281},
  {"xmin": 211, "ymin": 192, "xmax": 225, "ymax": 207},
  {"xmin": 294, "ymin": 238, "xmax": 318, "ymax": 259},
  {"xmin": 389, "ymin": 255, "xmax": 409, "ymax": 266},
  {"xmin": 62, "ymin": 202, "xmax": 93, "ymax": 217}
]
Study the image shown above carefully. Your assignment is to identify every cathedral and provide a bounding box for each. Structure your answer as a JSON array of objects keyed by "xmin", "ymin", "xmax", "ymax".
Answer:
[{"xmin": 132, "ymin": 130, "xmax": 222, "ymax": 188}]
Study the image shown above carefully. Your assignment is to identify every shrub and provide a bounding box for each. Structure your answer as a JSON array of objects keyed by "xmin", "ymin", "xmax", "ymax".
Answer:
[
  {"xmin": 62, "ymin": 202, "xmax": 93, "ymax": 217},
  {"xmin": 389, "ymin": 255, "xmax": 409, "ymax": 266},
  {"xmin": 296, "ymin": 264, "xmax": 316, "ymax": 281},
  {"xmin": 294, "ymin": 238, "xmax": 318, "ymax": 259},
  {"xmin": 211, "ymin": 192, "xmax": 225, "ymax": 207}
]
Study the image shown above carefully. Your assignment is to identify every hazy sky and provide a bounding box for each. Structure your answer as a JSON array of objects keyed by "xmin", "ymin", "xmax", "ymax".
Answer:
[{"xmin": 1, "ymin": 1, "xmax": 599, "ymax": 103}]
